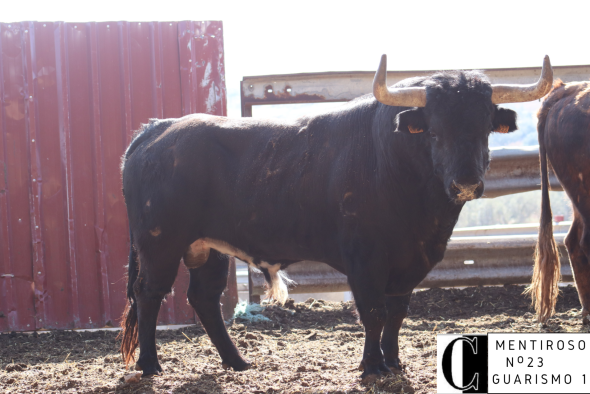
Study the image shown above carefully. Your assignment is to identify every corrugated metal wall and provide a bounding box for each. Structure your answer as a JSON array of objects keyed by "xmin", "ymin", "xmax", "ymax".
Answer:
[{"xmin": 0, "ymin": 20, "xmax": 227, "ymax": 331}]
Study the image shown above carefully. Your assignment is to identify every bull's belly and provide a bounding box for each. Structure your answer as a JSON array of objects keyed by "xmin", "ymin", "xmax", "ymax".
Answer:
[
  {"xmin": 383, "ymin": 242, "xmax": 447, "ymax": 295},
  {"xmin": 192, "ymin": 211, "xmax": 339, "ymax": 265},
  {"xmin": 182, "ymin": 233, "xmax": 445, "ymax": 299},
  {"xmin": 184, "ymin": 237, "xmax": 262, "ymax": 269},
  {"xmin": 182, "ymin": 236, "xmax": 331, "ymax": 270}
]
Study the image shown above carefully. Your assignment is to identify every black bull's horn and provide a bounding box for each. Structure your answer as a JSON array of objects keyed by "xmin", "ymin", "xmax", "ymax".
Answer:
[{"xmin": 373, "ymin": 54, "xmax": 553, "ymax": 107}]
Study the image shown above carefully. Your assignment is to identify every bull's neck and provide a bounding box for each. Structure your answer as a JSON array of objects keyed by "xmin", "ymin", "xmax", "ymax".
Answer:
[{"xmin": 375, "ymin": 132, "xmax": 436, "ymax": 195}]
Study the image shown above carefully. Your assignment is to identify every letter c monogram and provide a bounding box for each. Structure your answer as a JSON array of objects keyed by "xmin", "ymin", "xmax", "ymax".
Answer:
[{"xmin": 442, "ymin": 336, "xmax": 479, "ymax": 391}]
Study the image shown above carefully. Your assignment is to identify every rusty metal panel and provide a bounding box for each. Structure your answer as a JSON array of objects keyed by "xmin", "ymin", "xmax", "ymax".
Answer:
[
  {"xmin": 0, "ymin": 21, "xmax": 227, "ymax": 331},
  {"xmin": 62, "ymin": 22, "xmax": 103, "ymax": 329},
  {"xmin": 178, "ymin": 21, "xmax": 226, "ymax": 117},
  {"xmin": 34, "ymin": 21, "xmax": 73, "ymax": 329},
  {"xmin": 240, "ymin": 65, "xmax": 590, "ymax": 116},
  {"xmin": 0, "ymin": 23, "xmax": 37, "ymax": 332}
]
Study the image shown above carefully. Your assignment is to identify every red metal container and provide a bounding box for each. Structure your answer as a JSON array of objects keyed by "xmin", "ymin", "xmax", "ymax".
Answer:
[{"xmin": 0, "ymin": 21, "xmax": 227, "ymax": 331}]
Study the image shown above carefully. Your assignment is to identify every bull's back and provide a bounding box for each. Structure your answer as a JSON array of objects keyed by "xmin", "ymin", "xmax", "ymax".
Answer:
[
  {"xmin": 170, "ymin": 114, "xmax": 339, "ymax": 206},
  {"xmin": 123, "ymin": 114, "xmax": 344, "ymax": 261}
]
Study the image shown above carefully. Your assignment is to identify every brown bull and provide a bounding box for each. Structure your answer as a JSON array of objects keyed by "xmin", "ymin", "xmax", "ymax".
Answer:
[{"xmin": 529, "ymin": 80, "xmax": 590, "ymax": 322}]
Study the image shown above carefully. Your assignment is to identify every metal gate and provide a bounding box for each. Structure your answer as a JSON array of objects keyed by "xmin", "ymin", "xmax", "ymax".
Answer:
[{"xmin": 0, "ymin": 20, "xmax": 227, "ymax": 331}]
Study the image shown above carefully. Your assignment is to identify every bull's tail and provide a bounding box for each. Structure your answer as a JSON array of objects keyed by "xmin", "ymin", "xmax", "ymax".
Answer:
[
  {"xmin": 120, "ymin": 230, "xmax": 139, "ymax": 366},
  {"xmin": 267, "ymin": 270, "xmax": 294, "ymax": 304},
  {"xmin": 525, "ymin": 101, "xmax": 561, "ymax": 322}
]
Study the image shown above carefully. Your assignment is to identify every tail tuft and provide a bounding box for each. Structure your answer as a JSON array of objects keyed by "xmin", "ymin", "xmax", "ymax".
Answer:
[
  {"xmin": 526, "ymin": 221, "xmax": 561, "ymax": 322},
  {"xmin": 119, "ymin": 302, "xmax": 139, "ymax": 366},
  {"xmin": 270, "ymin": 271, "xmax": 295, "ymax": 305},
  {"xmin": 118, "ymin": 230, "xmax": 140, "ymax": 366},
  {"xmin": 262, "ymin": 266, "xmax": 295, "ymax": 305}
]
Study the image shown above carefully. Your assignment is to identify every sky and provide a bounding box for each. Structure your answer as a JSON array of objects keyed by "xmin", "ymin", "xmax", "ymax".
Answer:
[{"xmin": 3, "ymin": 0, "xmax": 590, "ymax": 117}]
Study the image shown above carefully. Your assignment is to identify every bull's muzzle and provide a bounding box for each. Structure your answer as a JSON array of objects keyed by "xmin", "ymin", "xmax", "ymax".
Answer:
[{"xmin": 450, "ymin": 180, "xmax": 484, "ymax": 203}]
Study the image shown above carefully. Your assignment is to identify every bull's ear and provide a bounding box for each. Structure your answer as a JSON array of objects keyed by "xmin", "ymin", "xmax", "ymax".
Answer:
[
  {"xmin": 394, "ymin": 108, "xmax": 427, "ymax": 134},
  {"xmin": 492, "ymin": 107, "xmax": 518, "ymax": 133}
]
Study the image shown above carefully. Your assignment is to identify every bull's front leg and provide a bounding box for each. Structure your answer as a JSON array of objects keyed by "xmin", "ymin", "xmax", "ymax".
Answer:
[
  {"xmin": 354, "ymin": 293, "xmax": 390, "ymax": 383},
  {"xmin": 345, "ymin": 264, "xmax": 391, "ymax": 383},
  {"xmin": 381, "ymin": 293, "xmax": 411, "ymax": 372}
]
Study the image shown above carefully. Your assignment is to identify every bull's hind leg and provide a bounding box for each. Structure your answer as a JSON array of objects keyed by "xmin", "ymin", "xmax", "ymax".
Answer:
[
  {"xmin": 565, "ymin": 210, "xmax": 590, "ymax": 324},
  {"xmin": 134, "ymin": 251, "xmax": 182, "ymax": 376},
  {"xmin": 187, "ymin": 249, "xmax": 250, "ymax": 371},
  {"xmin": 381, "ymin": 293, "xmax": 411, "ymax": 372}
]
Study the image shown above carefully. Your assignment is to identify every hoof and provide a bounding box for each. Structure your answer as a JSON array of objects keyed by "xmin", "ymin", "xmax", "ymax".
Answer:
[
  {"xmin": 583, "ymin": 316, "xmax": 590, "ymax": 326},
  {"xmin": 359, "ymin": 360, "xmax": 391, "ymax": 374},
  {"xmin": 385, "ymin": 358, "xmax": 403, "ymax": 373},
  {"xmin": 358, "ymin": 359, "xmax": 390, "ymax": 372},
  {"xmin": 141, "ymin": 369, "xmax": 162, "ymax": 378},
  {"xmin": 361, "ymin": 371, "xmax": 380, "ymax": 385},
  {"xmin": 379, "ymin": 363, "xmax": 393, "ymax": 375},
  {"xmin": 359, "ymin": 360, "xmax": 386, "ymax": 384},
  {"xmin": 135, "ymin": 359, "xmax": 162, "ymax": 376},
  {"xmin": 222, "ymin": 359, "xmax": 251, "ymax": 371}
]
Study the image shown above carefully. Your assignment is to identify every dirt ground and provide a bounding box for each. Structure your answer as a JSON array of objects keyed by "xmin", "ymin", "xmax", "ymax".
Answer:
[{"xmin": 1, "ymin": 284, "xmax": 587, "ymax": 394}]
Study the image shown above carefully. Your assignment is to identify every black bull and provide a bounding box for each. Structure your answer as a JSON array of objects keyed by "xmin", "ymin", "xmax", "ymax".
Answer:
[{"xmin": 120, "ymin": 55, "xmax": 552, "ymax": 382}]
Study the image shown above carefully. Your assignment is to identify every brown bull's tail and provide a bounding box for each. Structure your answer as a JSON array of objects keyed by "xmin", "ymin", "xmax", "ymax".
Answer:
[
  {"xmin": 119, "ymin": 230, "xmax": 140, "ymax": 366},
  {"xmin": 525, "ymin": 93, "xmax": 561, "ymax": 322}
]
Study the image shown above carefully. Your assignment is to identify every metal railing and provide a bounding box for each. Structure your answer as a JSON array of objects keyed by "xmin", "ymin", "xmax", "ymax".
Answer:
[
  {"xmin": 483, "ymin": 146, "xmax": 561, "ymax": 197},
  {"xmin": 241, "ymin": 64, "xmax": 590, "ymax": 116},
  {"xmin": 452, "ymin": 221, "xmax": 572, "ymax": 237},
  {"xmin": 250, "ymin": 233, "xmax": 571, "ymax": 296}
]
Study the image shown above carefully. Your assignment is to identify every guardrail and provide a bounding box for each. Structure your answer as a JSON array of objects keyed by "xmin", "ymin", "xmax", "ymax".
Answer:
[
  {"xmin": 241, "ymin": 64, "xmax": 590, "ymax": 116},
  {"xmin": 250, "ymin": 233, "xmax": 572, "ymax": 296},
  {"xmin": 452, "ymin": 221, "xmax": 572, "ymax": 237},
  {"xmin": 483, "ymin": 146, "xmax": 561, "ymax": 197}
]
